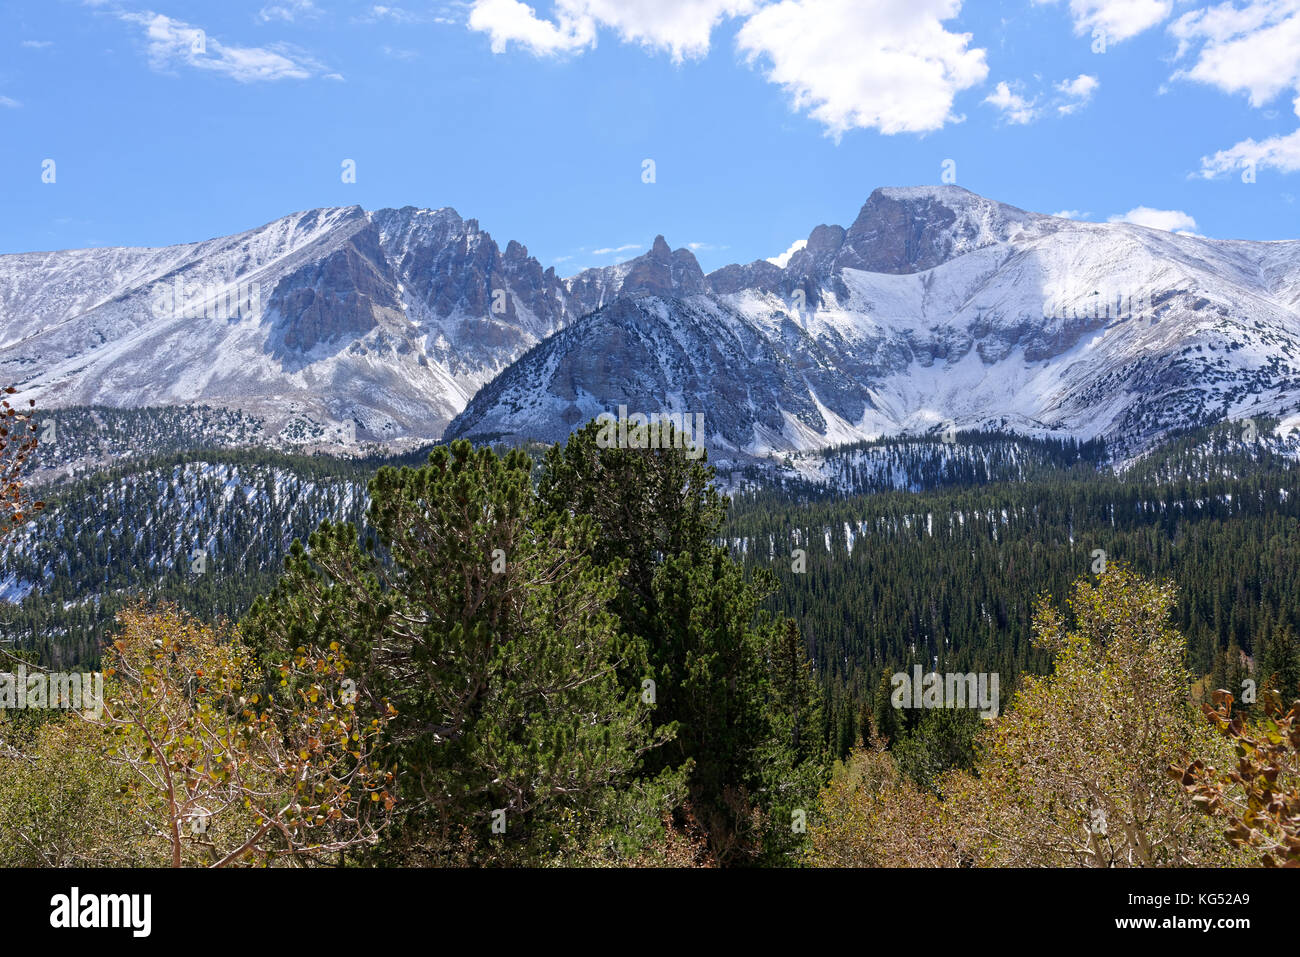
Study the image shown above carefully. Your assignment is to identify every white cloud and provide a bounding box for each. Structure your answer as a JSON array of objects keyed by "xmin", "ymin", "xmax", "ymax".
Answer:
[
  {"xmin": 467, "ymin": 0, "xmax": 987, "ymax": 135},
  {"xmin": 766, "ymin": 238, "xmax": 807, "ymax": 267},
  {"xmin": 0, "ymin": 95, "xmax": 21, "ymax": 108},
  {"xmin": 119, "ymin": 11, "xmax": 326, "ymax": 82},
  {"xmin": 984, "ymin": 72, "xmax": 1099, "ymax": 124},
  {"xmin": 1052, "ymin": 209, "xmax": 1090, "ymax": 218},
  {"xmin": 1169, "ymin": 2, "xmax": 1300, "ymax": 179},
  {"xmin": 1170, "ymin": 0, "xmax": 1300, "ymax": 106},
  {"xmin": 1034, "ymin": 0, "xmax": 1172, "ymax": 43},
  {"xmin": 360, "ymin": 5, "xmax": 430, "ymax": 24},
  {"xmin": 21, "ymin": 40, "xmax": 53, "ymax": 49},
  {"xmin": 583, "ymin": 0, "xmax": 757, "ymax": 60},
  {"xmin": 592, "ymin": 243, "xmax": 643, "ymax": 255},
  {"xmin": 736, "ymin": 0, "xmax": 989, "ymax": 136},
  {"xmin": 1199, "ymin": 127, "xmax": 1300, "ymax": 177},
  {"xmin": 468, "ymin": 0, "xmax": 754, "ymax": 61},
  {"xmin": 985, "ymin": 81, "xmax": 1039, "ymax": 124},
  {"xmin": 468, "ymin": 0, "xmax": 595, "ymax": 55},
  {"xmin": 1056, "ymin": 73, "xmax": 1099, "ymax": 113},
  {"xmin": 258, "ymin": 1, "xmax": 319, "ymax": 23},
  {"xmin": 1108, "ymin": 206, "xmax": 1200, "ymax": 234}
]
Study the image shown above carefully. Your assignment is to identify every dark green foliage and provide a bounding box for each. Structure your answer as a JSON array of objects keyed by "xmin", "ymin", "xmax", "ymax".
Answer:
[
  {"xmin": 8, "ymin": 414, "xmax": 1300, "ymax": 864},
  {"xmin": 0, "ymin": 448, "xmax": 379, "ymax": 666},
  {"xmin": 537, "ymin": 421, "xmax": 827, "ymax": 864},
  {"xmin": 729, "ymin": 430, "xmax": 1107, "ymax": 500},
  {"xmin": 242, "ymin": 440, "xmax": 682, "ymax": 864},
  {"xmin": 891, "ymin": 707, "xmax": 983, "ymax": 794},
  {"xmin": 1258, "ymin": 624, "xmax": 1300, "ymax": 703},
  {"xmin": 725, "ymin": 420, "xmax": 1300, "ymax": 757},
  {"xmin": 872, "ymin": 671, "xmax": 901, "ymax": 744}
]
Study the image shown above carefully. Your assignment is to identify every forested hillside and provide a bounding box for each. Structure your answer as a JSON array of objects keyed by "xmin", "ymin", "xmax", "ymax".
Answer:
[
  {"xmin": 726, "ymin": 421, "xmax": 1300, "ymax": 756},
  {"xmin": 727, "ymin": 430, "xmax": 1108, "ymax": 498},
  {"xmin": 0, "ymin": 449, "xmax": 377, "ymax": 665},
  {"xmin": 1, "ymin": 413, "xmax": 1298, "ymax": 868},
  {"xmin": 6, "ymin": 420, "xmax": 1298, "ymax": 685}
]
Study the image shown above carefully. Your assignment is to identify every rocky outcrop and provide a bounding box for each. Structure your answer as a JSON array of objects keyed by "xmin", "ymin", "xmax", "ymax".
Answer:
[
  {"xmin": 271, "ymin": 225, "xmax": 398, "ymax": 354},
  {"xmin": 4, "ymin": 186, "xmax": 1299, "ymax": 463},
  {"xmin": 834, "ymin": 186, "xmax": 1035, "ymax": 274}
]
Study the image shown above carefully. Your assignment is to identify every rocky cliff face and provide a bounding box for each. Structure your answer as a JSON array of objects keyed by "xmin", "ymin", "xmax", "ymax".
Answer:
[
  {"xmin": 0, "ymin": 204, "xmax": 590, "ymax": 445},
  {"xmin": 4, "ymin": 186, "xmax": 1299, "ymax": 464},
  {"xmin": 833, "ymin": 186, "xmax": 1036, "ymax": 274},
  {"xmin": 448, "ymin": 187, "xmax": 1300, "ymax": 463},
  {"xmin": 561, "ymin": 236, "xmax": 709, "ymax": 313},
  {"xmin": 618, "ymin": 236, "xmax": 708, "ymax": 299},
  {"xmin": 271, "ymin": 223, "xmax": 399, "ymax": 355}
]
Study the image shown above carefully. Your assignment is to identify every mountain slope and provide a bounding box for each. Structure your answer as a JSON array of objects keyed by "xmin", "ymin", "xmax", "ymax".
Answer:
[
  {"xmin": 4, "ymin": 185, "xmax": 1300, "ymax": 465},
  {"xmin": 0, "ymin": 206, "xmax": 585, "ymax": 446},
  {"xmin": 448, "ymin": 186, "xmax": 1300, "ymax": 462}
]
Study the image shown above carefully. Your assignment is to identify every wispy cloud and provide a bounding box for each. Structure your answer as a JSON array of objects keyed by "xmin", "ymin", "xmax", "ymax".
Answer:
[
  {"xmin": 985, "ymin": 73, "xmax": 1099, "ymax": 124},
  {"xmin": 468, "ymin": 0, "xmax": 749, "ymax": 61},
  {"xmin": 985, "ymin": 81, "xmax": 1039, "ymax": 124},
  {"xmin": 1170, "ymin": 0, "xmax": 1300, "ymax": 107},
  {"xmin": 1199, "ymin": 127, "xmax": 1300, "ymax": 178},
  {"xmin": 357, "ymin": 4, "xmax": 432, "ymax": 24},
  {"xmin": 1032, "ymin": 0, "xmax": 1173, "ymax": 44},
  {"xmin": 592, "ymin": 243, "xmax": 642, "ymax": 255},
  {"xmin": 21, "ymin": 40, "xmax": 53, "ymax": 49},
  {"xmin": 117, "ymin": 10, "xmax": 330, "ymax": 82},
  {"xmin": 1056, "ymin": 73, "xmax": 1099, "ymax": 114},
  {"xmin": 258, "ymin": 1, "xmax": 320, "ymax": 24},
  {"xmin": 1170, "ymin": 0, "xmax": 1300, "ymax": 179},
  {"xmin": 0, "ymin": 95, "xmax": 21, "ymax": 108}
]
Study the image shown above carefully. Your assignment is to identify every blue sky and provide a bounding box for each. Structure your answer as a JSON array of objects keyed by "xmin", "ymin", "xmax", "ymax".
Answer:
[{"xmin": 2, "ymin": 0, "xmax": 1299, "ymax": 273}]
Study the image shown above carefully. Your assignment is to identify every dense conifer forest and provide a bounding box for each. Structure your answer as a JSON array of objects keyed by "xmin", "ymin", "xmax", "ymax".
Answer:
[
  {"xmin": 725, "ymin": 422, "xmax": 1300, "ymax": 759},
  {"xmin": 1, "ymin": 409, "xmax": 1298, "ymax": 868}
]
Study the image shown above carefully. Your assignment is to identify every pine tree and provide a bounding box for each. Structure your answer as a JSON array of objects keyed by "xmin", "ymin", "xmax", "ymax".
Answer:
[
  {"xmin": 243, "ymin": 439, "xmax": 682, "ymax": 865},
  {"xmin": 873, "ymin": 671, "xmax": 900, "ymax": 745},
  {"xmin": 537, "ymin": 420, "xmax": 815, "ymax": 864},
  {"xmin": 1259, "ymin": 624, "xmax": 1300, "ymax": 703},
  {"xmin": 769, "ymin": 618, "xmax": 823, "ymax": 761}
]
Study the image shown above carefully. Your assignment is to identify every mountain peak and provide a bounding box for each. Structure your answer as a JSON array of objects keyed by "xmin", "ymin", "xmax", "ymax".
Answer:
[
  {"xmin": 7, "ymin": 187, "xmax": 1300, "ymax": 469},
  {"xmin": 834, "ymin": 185, "xmax": 1036, "ymax": 274},
  {"xmin": 615, "ymin": 236, "xmax": 705, "ymax": 299},
  {"xmin": 870, "ymin": 184, "xmax": 980, "ymax": 204}
]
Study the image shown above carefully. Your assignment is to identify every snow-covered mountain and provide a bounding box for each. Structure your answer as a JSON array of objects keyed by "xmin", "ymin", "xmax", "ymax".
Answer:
[
  {"xmin": 0, "ymin": 205, "xmax": 584, "ymax": 446},
  {"xmin": 5, "ymin": 185, "xmax": 1300, "ymax": 465},
  {"xmin": 449, "ymin": 186, "xmax": 1300, "ymax": 462}
]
